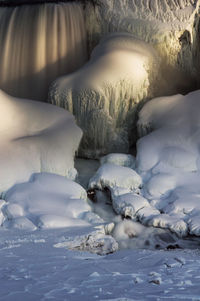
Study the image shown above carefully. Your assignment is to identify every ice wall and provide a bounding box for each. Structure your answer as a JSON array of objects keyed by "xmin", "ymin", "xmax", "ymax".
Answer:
[
  {"xmin": 0, "ymin": 2, "xmax": 87, "ymax": 100},
  {"xmin": 86, "ymin": 0, "xmax": 200, "ymax": 93},
  {"xmin": 49, "ymin": 33, "xmax": 160, "ymax": 158}
]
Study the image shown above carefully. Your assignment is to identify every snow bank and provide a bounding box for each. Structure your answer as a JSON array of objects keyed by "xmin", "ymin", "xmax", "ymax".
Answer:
[
  {"xmin": 49, "ymin": 33, "xmax": 159, "ymax": 158},
  {"xmin": 2, "ymin": 173, "xmax": 91, "ymax": 230},
  {"xmin": 135, "ymin": 90, "xmax": 200, "ymax": 236},
  {"xmin": 0, "ymin": 90, "xmax": 82, "ymax": 193}
]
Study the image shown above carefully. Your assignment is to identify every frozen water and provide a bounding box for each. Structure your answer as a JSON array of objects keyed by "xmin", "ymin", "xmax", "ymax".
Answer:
[
  {"xmin": 86, "ymin": 0, "xmax": 199, "ymax": 93},
  {"xmin": 49, "ymin": 32, "xmax": 160, "ymax": 158}
]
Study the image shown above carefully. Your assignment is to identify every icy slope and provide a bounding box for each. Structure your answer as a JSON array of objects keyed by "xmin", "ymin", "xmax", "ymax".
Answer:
[
  {"xmin": 49, "ymin": 33, "xmax": 159, "ymax": 158},
  {"xmin": 0, "ymin": 90, "xmax": 82, "ymax": 193}
]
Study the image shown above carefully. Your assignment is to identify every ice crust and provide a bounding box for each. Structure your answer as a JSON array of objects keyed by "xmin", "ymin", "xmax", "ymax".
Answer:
[
  {"xmin": 0, "ymin": 90, "xmax": 82, "ymax": 193},
  {"xmin": 49, "ymin": 32, "xmax": 159, "ymax": 158}
]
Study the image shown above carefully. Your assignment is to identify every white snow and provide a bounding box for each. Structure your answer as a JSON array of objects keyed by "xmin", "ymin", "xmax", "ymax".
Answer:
[
  {"xmin": 100, "ymin": 153, "xmax": 135, "ymax": 169},
  {"xmin": 3, "ymin": 173, "xmax": 91, "ymax": 230},
  {"xmin": 0, "ymin": 2, "xmax": 200, "ymax": 300},
  {"xmin": 49, "ymin": 32, "xmax": 159, "ymax": 158},
  {"xmin": 135, "ymin": 89, "xmax": 200, "ymax": 236},
  {"xmin": 54, "ymin": 229, "xmax": 118, "ymax": 255},
  {"xmin": 89, "ymin": 163, "xmax": 142, "ymax": 191},
  {"xmin": 111, "ymin": 192, "xmax": 150, "ymax": 219},
  {"xmin": 0, "ymin": 90, "xmax": 82, "ymax": 194},
  {"xmin": 1, "ymin": 227, "xmax": 200, "ymax": 300}
]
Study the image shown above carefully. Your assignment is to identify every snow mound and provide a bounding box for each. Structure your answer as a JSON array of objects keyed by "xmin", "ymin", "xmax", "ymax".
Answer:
[
  {"xmin": 111, "ymin": 191, "xmax": 150, "ymax": 219},
  {"xmin": 2, "ymin": 173, "xmax": 91, "ymax": 230},
  {"xmin": 148, "ymin": 214, "xmax": 188, "ymax": 237},
  {"xmin": 100, "ymin": 153, "xmax": 135, "ymax": 169},
  {"xmin": 135, "ymin": 90, "xmax": 200, "ymax": 236},
  {"xmin": 54, "ymin": 229, "xmax": 118, "ymax": 255},
  {"xmin": 49, "ymin": 33, "xmax": 159, "ymax": 158},
  {"xmin": 89, "ymin": 163, "xmax": 142, "ymax": 191},
  {"xmin": 0, "ymin": 90, "xmax": 82, "ymax": 194}
]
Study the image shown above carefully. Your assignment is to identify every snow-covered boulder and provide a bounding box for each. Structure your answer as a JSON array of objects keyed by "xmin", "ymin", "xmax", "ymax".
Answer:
[
  {"xmin": 100, "ymin": 153, "xmax": 135, "ymax": 169},
  {"xmin": 137, "ymin": 91, "xmax": 200, "ymax": 174},
  {"xmin": 135, "ymin": 90, "xmax": 200, "ymax": 237},
  {"xmin": 0, "ymin": 90, "xmax": 82, "ymax": 193},
  {"xmin": 3, "ymin": 173, "xmax": 91, "ymax": 230},
  {"xmin": 89, "ymin": 163, "xmax": 142, "ymax": 191},
  {"xmin": 49, "ymin": 33, "xmax": 159, "ymax": 158},
  {"xmin": 111, "ymin": 192, "xmax": 150, "ymax": 219}
]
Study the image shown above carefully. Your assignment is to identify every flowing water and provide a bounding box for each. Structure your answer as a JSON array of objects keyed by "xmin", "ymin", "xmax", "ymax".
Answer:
[{"xmin": 0, "ymin": 2, "xmax": 87, "ymax": 100}]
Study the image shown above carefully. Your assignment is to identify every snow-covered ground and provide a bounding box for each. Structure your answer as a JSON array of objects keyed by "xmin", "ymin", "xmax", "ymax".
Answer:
[
  {"xmin": 1, "ymin": 155, "xmax": 200, "ymax": 300},
  {"xmin": 1, "ymin": 226, "xmax": 200, "ymax": 300},
  {"xmin": 1, "ymin": 12, "xmax": 200, "ymax": 298}
]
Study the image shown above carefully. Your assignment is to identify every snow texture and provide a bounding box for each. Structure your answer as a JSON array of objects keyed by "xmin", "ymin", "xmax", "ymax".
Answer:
[
  {"xmin": 89, "ymin": 163, "xmax": 142, "ymax": 192},
  {"xmin": 0, "ymin": 90, "xmax": 82, "ymax": 194},
  {"xmin": 2, "ymin": 173, "xmax": 91, "ymax": 230},
  {"xmin": 55, "ymin": 229, "xmax": 118, "ymax": 255},
  {"xmin": 136, "ymin": 89, "xmax": 200, "ymax": 237},
  {"xmin": 1, "ymin": 227, "xmax": 200, "ymax": 300},
  {"xmin": 49, "ymin": 32, "xmax": 160, "ymax": 158},
  {"xmin": 100, "ymin": 153, "xmax": 135, "ymax": 169}
]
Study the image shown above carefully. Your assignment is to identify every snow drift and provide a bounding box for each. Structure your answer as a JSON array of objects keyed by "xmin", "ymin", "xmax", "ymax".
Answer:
[
  {"xmin": 0, "ymin": 90, "xmax": 82, "ymax": 193},
  {"xmin": 49, "ymin": 32, "xmax": 160, "ymax": 158}
]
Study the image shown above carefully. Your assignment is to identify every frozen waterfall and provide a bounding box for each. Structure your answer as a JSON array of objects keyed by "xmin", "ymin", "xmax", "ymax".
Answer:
[{"xmin": 0, "ymin": 2, "xmax": 87, "ymax": 100}]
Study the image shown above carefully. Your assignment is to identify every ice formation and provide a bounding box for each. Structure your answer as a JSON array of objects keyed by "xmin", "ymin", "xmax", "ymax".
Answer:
[
  {"xmin": 86, "ymin": 0, "xmax": 200, "ymax": 92},
  {"xmin": 2, "ymin": 173, "xmax": 91, "ymax": 230},
  {"xmin": 0, "ymin": 2, "xmax": 87, "ymax": 100},
  {"xmin": 49, "ymin": 32, "xmax": 159, "ymax": 158},
  {"xmin": 54, "ymin": 228, "xmax": 118, "ymax": 255},
  {"xmin": 0, "ymin": 90, "xmax": 82, "ymax": 193}
]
